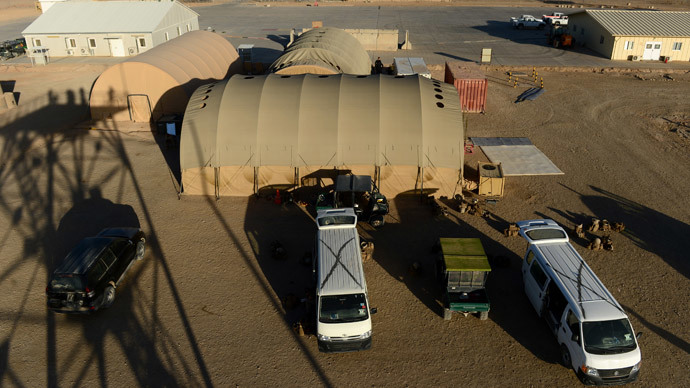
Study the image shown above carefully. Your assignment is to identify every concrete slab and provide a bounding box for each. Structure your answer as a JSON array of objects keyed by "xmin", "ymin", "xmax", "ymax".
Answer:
[{"xmin": 471, "ymin": 137, "xmax": 563, "ymax": 176}]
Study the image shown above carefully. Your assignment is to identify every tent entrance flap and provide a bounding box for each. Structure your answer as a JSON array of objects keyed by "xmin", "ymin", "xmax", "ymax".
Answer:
[{"xmin": 128, "ymin": 94, "xmax": 152, "ymax": 122}]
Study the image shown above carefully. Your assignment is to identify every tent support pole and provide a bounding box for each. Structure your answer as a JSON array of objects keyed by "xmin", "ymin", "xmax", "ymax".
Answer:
[
  {"xmin": 253, "ymin": 167, "xmax": 259, "ymax": 194},
  {"xmin": 420, "ymin": 166, "xmax": 424, "ymax": 202},
  {"xmin": 214, "ymin": 167, "xmax": 219, "ymax": 200},
  {"xmin": 374, "ymin": 166, "xmax": 380, "ymax": 190},
  {"xmin": 294, "ymin": 167, "xmax": 299, "ymax": 188}
]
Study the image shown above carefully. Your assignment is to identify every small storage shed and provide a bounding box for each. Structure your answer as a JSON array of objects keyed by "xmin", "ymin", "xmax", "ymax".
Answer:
[
  {"xmin": 180, "ymin": 74, "xmax": 464, "ymax": 198},
  {"xmin": 394, "ymin": 58, "xmax": 432, "ymax": 79},
  {"xmin": 445, "ymin": 61, "xmax": 487, "ymax": 113},
  {"xmin": 90, "ymin": 30, "xmax": 241, "ymax": 122},
  {"xmin": 568, "ymin": 10, "xmax": 690, "ymax": 61},
  {"xmin": 23, "ymin": 0, "xmax": 199, "ymax": 57},
  {"xmin": 268, "ymin": 27, "xmax": 371, "ymax": 75}
]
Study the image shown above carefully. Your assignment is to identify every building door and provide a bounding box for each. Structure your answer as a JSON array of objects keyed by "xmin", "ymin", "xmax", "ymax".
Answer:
[
  {"xmin": 108, "ymin": 39, "xmax": 125, "ymax": 57},
  {"xmin": 127, "ymin": 95, "xmax": 152, "ymax": 122},
  {"xmin": 642, "ymin": 42, "xmax": 661, "ymax": 60}
]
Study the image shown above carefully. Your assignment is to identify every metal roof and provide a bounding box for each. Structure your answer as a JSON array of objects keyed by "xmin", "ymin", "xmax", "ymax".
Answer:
[
  {"xmin": 316, "ymin": 222, "xmax": 365, "ymax": 296},
  {"xmin": 23, "ymin": 0, "xmax": 198, "ymax": 35},
  {"xmin": 535, "ymin": 243, "xmax": 625, "ymax": 322},
  {"xmin": 573, "ymin": 10, "xmax": 690, "ymax": 37}
]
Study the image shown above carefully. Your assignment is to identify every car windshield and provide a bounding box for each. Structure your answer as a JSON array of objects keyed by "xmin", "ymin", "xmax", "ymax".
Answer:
[
  {"xmin": 319, "ymin": 294, "xmax": 369, "ymax": 323},
  {"xmin": 49, "ymin": 274, "xmax": 84, "ymax": 292},
  {"xmin": 582, "ymin": 318, "xmax": 637, "ymax": 354}
]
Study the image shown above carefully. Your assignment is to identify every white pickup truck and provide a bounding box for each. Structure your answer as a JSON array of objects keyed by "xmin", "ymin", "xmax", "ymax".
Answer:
[
  {"xmin": 510, "ymin": 15, "xmax": 546, "ymax": 30},
  {"xmin": 542, "ymin": 12, "xmax": 569, "ymax": 25}
]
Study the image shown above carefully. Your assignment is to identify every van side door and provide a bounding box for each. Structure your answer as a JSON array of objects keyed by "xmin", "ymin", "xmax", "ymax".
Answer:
[
  {"xmin": 558, "ymin": 308, "xmax": 584, "ymax": 370},
  {"xmin": 522, "ymin": 249, "xmax": 549, "ymax": 317}
]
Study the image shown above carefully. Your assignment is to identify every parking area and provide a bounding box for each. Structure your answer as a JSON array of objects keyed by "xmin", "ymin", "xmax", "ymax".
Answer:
[{"xmin": 1, "ymin": 3, "xmax": 690, "ymax": 387}]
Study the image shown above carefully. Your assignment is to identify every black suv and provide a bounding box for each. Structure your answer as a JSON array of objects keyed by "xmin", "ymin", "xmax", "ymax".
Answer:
[{"xmin": 46, "ymin": 228, "xmax": 145, "ymax": 313}]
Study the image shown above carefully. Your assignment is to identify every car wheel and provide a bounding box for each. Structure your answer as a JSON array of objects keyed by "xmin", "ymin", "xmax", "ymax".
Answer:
[
  {"xmin": 369, "ymin": 215, "xmax": 384, "ymax": 228},
  {"xmin": 479, "ymin": 311, "xmax": 489, "ymax": 321},
  {"xmin": 135, "ymin": 238, "xmax": 146, "ymax": 260},
  {"xmin": 102, "ymin": 285, "xmax": 116, "ymax": 309},
  {"xmin": 517, "ymin": 24, "xmax": 524, "ymax": 30},
  {"xmin": 560, "ymin": 344, "xmax": 572, "ymax": 368}
]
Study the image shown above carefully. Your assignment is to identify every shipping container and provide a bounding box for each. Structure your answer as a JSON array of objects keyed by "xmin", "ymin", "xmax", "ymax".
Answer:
[{"xmin": 445, "ymin": 61, "xmax": 487, "ymax": 113}]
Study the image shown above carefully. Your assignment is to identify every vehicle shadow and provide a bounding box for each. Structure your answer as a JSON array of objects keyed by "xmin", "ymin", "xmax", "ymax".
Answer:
[
  {"xmin": 0, "ymin": 89, "xmax": 213, "ymax": 387},
  {"xmin": 473, "ymin": 20, "xmax": 608, "ymax": 59}
]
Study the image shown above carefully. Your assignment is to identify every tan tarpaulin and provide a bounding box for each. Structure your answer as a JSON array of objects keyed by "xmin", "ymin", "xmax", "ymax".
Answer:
[
  {"xmin": 180, "ymin": 73, "xmax": 464, "ymax": 198},
  {"xmin": 269, "ymin": 27, "xmax": 371, "ymax": 76},
  {"xmin": 90, "ymin": 30, "xmax": 241, "ymax": 122}
]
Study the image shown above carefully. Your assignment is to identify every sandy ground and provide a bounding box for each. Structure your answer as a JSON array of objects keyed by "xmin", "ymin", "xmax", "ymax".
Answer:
[{"xmin": 1, "ymin": 59, "xmax": 689, "ymax": 387}]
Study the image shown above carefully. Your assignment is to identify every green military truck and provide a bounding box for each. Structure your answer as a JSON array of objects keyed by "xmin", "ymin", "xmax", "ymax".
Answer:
[{"xmin": 436, "ymin": 238, "xmax": 491, "ymax": 320}]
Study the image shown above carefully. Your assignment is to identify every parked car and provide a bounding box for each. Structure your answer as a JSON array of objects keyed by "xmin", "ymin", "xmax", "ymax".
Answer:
[
  {"xmin": 46, "ymin": 227, "xmax": 145, "ymax": 313},
  {"xmin": 510, "ymin": 15, "xmax": 546, "ymax": 30},
  {"xmin": 543, "ymin": 12, "xmax": 569, "ymax": 25}
]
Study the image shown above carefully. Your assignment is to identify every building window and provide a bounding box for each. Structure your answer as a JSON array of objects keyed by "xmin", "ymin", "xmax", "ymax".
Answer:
[
  {"xmin": 186, "ymin": 24, "xmax": 191, "ymax": 32},
  {"xmin": 88, "ymin": 38, "xmax": 96, "ymax": 48},
  {"xmin": 672, "ymin": 42, "xmax": 682, "ymax": 51},
  {"xmin": 624, "ymin": 41, "xmax": 634, "ymax": 50},
  {"xmin": 66, "ymin": 38, "xmax": 77, "ymax": 48},
  {"xmin": 177, "ymin": 26, "xmax": 182, "ymax": 36},
  {"xmin": 165, "ymin": 32, "xmax": 169, "ymax": 41},
  {"xmin": 33, "ymin": 38, "xmax": 41, "ymax": 46},
  {"xmin": 599, "ymin": 35, "xmax": 604, "ymax": 44}
]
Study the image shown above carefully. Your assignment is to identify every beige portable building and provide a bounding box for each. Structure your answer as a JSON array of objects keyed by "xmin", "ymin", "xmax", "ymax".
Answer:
[
  {"xmin": 90, "ymin": 30, "xmax": 241, "ymax": 122},
  {"xmin": 180, "ymin": 74, "xmax": 464, "ymax": 198},
  {"xmin": 23, "ymin": 0, "xmax": 199, "ymax": 58},
  {"xmin": 269, "ymin": 27, "xmax": 372, "ymax": 75},
  {"xmin": 569, "ymin": 10, "xmax": 690, "ymax": 61}
]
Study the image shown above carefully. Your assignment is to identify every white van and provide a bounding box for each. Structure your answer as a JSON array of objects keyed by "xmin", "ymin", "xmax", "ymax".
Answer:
[
  {"xmin": 314, "ymin": 208, "xmax": 376, "ymax": 352},
  {"xmin": 517, "ymin": 219, "xmax": 642, "ymax": 385}
]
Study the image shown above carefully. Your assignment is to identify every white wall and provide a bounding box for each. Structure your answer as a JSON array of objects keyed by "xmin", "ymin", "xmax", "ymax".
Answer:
[{"xmin": 24, "ymin": 33, "xmax": 154, "ymax": 57}]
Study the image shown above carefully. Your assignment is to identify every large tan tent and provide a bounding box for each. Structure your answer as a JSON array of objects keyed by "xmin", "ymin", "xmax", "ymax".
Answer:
[
  {"xmin": 90, "ymin": 30, "xmax": 241, "ymax": 122},
  {"xmin": 180, "ymin": 74, "xmax": 464, "ymax": 198},
  {"xmin": 269, "ymin": 27, "xmax": 372, "ymax": 75}
]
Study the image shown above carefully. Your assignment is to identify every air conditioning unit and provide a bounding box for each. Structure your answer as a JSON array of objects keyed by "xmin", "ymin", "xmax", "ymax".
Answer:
[
  {"xmin": 80, "ymin": 47, "xmax": 88, "ymax": 55},
  {"xmin": 128, "ymin": 47, "xmax": 136, "ymax": 55},
  {"xmin": 632, "ymin": 55, "xmax": 640, "ymax": 61},
  {"xmin": 66, "ymin": 49, "xmax": 74, "ymax": 56}
]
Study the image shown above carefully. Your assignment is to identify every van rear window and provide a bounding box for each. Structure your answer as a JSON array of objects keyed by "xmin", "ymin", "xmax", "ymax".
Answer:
[
  {"xmin": 526, "ymin": 228, "xmax": 566, "ymax": 240},
  {"xmin": 49, "ymin": 275, "xmax": 84, "ymax": 292},
  {"xmin": 318, "ymin": 215, "xmax": 356, "ymax": 227}
]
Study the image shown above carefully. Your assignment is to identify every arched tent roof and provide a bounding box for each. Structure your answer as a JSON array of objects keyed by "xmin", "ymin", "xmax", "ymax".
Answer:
[
  {"xmin": 268, "ymin": 27, "xmax": 371, "ymax": 75},
  {"xmin": 90, "ymin": 30, "xmax": 241, "ymax": 122},
  {"xmin": 180, "ymin": 74, "xmax": 464, "ymax": 197}
]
